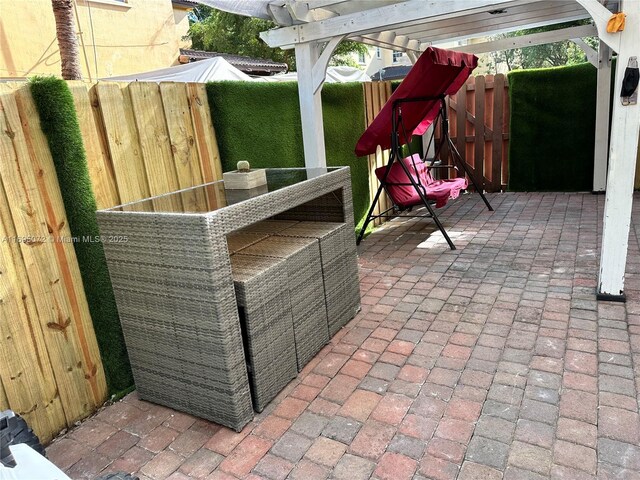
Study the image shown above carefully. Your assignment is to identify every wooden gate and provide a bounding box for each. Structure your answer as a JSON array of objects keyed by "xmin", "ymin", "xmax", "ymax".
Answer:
[{"xmin": 440, "ymin": 74, "xmax": 510, "ymax": 192}]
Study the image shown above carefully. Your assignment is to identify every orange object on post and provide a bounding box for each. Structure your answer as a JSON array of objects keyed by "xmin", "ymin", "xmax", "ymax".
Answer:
[{"xmin": 607, "ymin": 12, "xmax": 626, "ymax": 32}]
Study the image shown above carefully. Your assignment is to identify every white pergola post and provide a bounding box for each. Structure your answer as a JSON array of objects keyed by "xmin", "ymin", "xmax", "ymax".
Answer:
[
  {"xmin": 596, "ymin": 1, "xmax": 640, "ymax": 300},
  {"xmin": 294, "ymin": 37, "xmax": 345, "ymax": 168},
  {"xmin": 295, "ymin": 42, "xmax": 327, "ymax": 168},
  {"xmin": 593, "ymin": 40, "xmax": 612, "ymax": 192}
]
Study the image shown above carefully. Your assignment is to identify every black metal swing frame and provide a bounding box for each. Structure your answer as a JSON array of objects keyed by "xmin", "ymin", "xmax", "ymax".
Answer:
[{"xmin": 356, "ymin": 95, "xmax": 494, "ymax": 250}]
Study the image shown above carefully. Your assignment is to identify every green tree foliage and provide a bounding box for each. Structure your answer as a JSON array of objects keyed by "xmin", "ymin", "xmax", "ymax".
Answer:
[
  {"xmin": 188, "ymin": 6, "xmax": 367, "ymax": 71},
  {"xmin": 489, "ymin": 20, "xmax": 598, "ymax": 71}
]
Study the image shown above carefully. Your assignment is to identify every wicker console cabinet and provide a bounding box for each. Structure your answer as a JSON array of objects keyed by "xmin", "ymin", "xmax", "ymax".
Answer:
[{"xmin": 97, "ymin": 168, "xmax": 360, "ymax": 431}]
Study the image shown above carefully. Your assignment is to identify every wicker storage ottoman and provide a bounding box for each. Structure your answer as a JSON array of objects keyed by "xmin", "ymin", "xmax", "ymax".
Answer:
[
  {"xmin": 238, "ymin": 219, "xmax": 299, "ymax": 235},
  {"xmin": 226, "ymin": 231, "xmax": 269, "ymax": 254},
  {"xmin": 239, "ymin": 236, "xmax": 329, "ymax": 370},
  {"xmin": 98, "ymin": 215, "xmax": 254, "ymax": 432},
  {"xmin": 230, "ymin": 254, "xmax": 298, "ymax": 412},
  {"xmin": 279, "ymin": 222, "xmax": 361, "ymax": 336}
]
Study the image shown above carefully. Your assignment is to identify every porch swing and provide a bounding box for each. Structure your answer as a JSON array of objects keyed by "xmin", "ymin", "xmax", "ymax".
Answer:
[{"xmin": 355, "ymin": 46, "xmax": 494, "ymax": 250}]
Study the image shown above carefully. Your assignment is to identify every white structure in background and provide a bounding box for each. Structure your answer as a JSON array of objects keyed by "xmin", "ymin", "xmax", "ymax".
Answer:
[
  {"xmin": 200, "ymin": 0, "xmax": 639, "ymax": 302},
  {"xmin": 106, "ymin": 57, "xmax": 253, "ymax": 82},
  {"xmin": 360, "ymin": 47, "xmax": 411, "ymax": 77},
  {"xmin": 105, "ymin": 58, "xmax": 370, "ymax": 84},
  {"xmin": 264, "ymin": 66, "xmax": 371, "ymax": 82}
]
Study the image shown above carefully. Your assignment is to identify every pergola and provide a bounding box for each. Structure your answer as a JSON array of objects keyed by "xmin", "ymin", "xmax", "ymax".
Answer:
[{"xmin": 206, "ymin": 0, "xmax": 639, "ymax": 301}]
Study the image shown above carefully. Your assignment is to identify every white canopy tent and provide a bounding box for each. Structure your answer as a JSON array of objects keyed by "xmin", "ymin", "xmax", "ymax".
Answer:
[
  {"xmin": 263, "ymin": 66, "xmax": 371, "ymax": 83},
  {"xmin": 201, "ymin": 0, "xmax": 639, "ymax": 301},
  {"xmin": 105, "ymin": 57, "xmax": 253, "ymax": 83}
]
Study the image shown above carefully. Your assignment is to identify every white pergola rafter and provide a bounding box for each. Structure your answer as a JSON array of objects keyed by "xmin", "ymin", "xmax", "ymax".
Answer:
[
  {"xmin": 397, "ymin": 1, "xmax": 593, "ymax": 46},
  {"xmin": 253, "ymin": 0, "xmax": 639, "ymax": 300},
  {"xmin": 449, "ymin": 24, "xmax": 597, "ymax": 56},
  {"xmin": 260, "ymin": 0, "xmax": 542, "ymax": 48}
]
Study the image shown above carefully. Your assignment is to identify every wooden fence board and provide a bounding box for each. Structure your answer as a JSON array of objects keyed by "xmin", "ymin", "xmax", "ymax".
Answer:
[
  {"xmin": 67, "ymin": 82, "xmax": 120, "ymax": 210},
  {"xmin": 0, "ymin": 382, "xmax": 8, "ymax": 410},
  {"xmin": 0, "ymin": 182, "xmax": 67, "ymax": 442},
  {"xmin": 375, "ymin": 83, "xmax": 391, "ymax": 219},
  {"xmin": 363, "ymin": 84, "xmax": 379, "ymax": 226},
  {"xmin": 187, "ymin": 83, "xmax": 222, "ymax": 183},
  {"xmin": 128, "ymin": 83, "xmax": 182, "ymax": 213},
  {"xmin": 94, "ymin": 83, "xmax": 150, "ymax": 205},
  {"xmin": 360, "ymin": 82, "xmax": 395, "ymax": 227},
  {"xmin": 0, "ymin": 86, "xmax": 103, "ymax": 428},
  {"xmin": 160, "ymin": 82, "xmax": 208, "ymax": 212},
  {"xmin": 455, "ymin": 87, "xmax": 466, "ymax": 173},
  {"xmin": 0, "ymin": 149, "xmax": 66, "ymax": 430},
  {"xmin": 14, "ymin": 86, "xmax": 107, "ymax": 409}
]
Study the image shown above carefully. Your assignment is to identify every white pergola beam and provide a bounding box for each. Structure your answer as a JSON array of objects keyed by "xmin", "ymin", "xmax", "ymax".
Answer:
[
  {"xmin": 417, "ymin": 12, "xmax": 593, "ymax": 46},
  {"xmin": 349, "ymin": 33, "xmax": 422, "ymax": 52},
  {"xmin": 268, "ymin": 3, "xmax": 295, "ymax": 26},
  {"xmin": 450, "ymin": 24, "xmax": 597, "ymax": 55},
  {"xmin": 260, "ymin": 0, "xmax": 539, "ymax": 47},
  {"xmin": 394, "ymin": 1, "xmax": 590, "ymax": 41},
  {"xmin": 597, "ymin": 0, "xmax": 640, "ymax": 299},
  {"xmin": 593, "ymin": 40, "xmax": 612, "ymax": 192},
  {"xmin": 361, "ymin": 31, "xmax": 422, "ymax": 52},
  {"xmin": 572, "ymin": 37, "xmax": 598, "ymax": 67},
  {"xmin": 295, "ymin": 42, "xmax": 327, "ymax": 168},
  {"xmin": 575, "ymin": 0, "xmax": 621, "ymax": 51}
]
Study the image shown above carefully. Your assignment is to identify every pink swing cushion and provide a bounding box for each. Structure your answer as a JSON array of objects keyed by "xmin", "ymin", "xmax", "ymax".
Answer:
[{"xmin": 375, "ymin": 155, "xmax": 468, "ymax": 209}]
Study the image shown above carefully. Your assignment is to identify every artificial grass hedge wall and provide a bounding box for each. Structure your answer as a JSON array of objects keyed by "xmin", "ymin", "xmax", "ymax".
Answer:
[
  {"xmin": 508, "ymin": 63, "xmax": 597, "ymax": 191},
  {"xmin": 30, "ymin": 78, "xmax": 133, "ymax": 395},
  {"xmin": 206, "ymin": 82, "xmax": 370, "ymax": 228}
]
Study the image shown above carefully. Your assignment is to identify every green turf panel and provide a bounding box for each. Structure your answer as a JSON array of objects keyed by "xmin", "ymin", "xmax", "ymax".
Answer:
[
  {"xmin": 205, "ymin": 81, "xmax": 370, "ymax": 229},
  {"xmin": 508, "ymin": 63, "xmax": 597, "ymax": 191},
  {"xmin": 29, "ymin": 77, "xmax": 133, "ymax": 395}
]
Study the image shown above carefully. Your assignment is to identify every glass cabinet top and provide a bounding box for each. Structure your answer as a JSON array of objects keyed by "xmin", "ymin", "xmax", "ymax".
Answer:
[{"xmin": 103, "ymin": 168, "xmax": 344, "ymax": 214}]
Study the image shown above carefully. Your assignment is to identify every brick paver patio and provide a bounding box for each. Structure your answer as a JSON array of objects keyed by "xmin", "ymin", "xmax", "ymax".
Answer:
[{"xmin": 47, "ymin": 192, "xmax": 640, "ymax": 480}]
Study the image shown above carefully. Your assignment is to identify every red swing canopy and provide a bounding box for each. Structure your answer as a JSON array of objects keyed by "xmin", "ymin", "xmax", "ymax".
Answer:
[{"xmin": 355, "ymin": 47, "xmax": 478, "ymax": 157}]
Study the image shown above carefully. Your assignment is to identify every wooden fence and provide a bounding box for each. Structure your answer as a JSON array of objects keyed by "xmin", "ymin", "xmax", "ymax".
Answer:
[
  {"xmin": 362, "ymin": 81, "xmax": 393, "ymax": 226},
  {"xmin": 0, "ymin": 81, "xmax": 224, "ymax": 443},
  {"xmin": 0, "ymin": 84, "xmax": 107, "ymax": 443},
  {"xmin": 69, "ymin": 81, "xmax": 223, "ymax": 210},
  {"xmin": 441, "ymin": 73, "xmax": 510, "ymax": 192}
]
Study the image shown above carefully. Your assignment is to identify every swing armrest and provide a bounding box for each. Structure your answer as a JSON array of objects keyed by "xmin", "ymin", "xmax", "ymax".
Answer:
[{"xmin": 428, "ymin": 165, "xmax": 458, "ymax": 170}]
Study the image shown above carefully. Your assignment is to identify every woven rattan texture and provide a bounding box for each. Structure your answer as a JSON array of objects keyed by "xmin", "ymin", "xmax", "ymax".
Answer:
[
  {"xmin": 279, "ymin": 222, "xmax": 360, "ymax": 336},
  {"xmin": 97, "ymin": 168, "xmax": 358, "ymax": 428},
  {"xmin": 98, "ymin": 213, "xmax": 254, "ymax": 431},
  {"xmin": 230, "ymin": 254, "xmax": 297, "ymax": 412},
  {"xmin": 226, "ymin": 232, "xmax": 269, "ymax": 254},
  {"xmin": 239, "ymin": 236, "xmax": 328, "ymax": 370}
]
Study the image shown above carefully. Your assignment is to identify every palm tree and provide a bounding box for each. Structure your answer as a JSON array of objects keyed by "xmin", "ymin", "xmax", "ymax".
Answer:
[{"xmin": 51, "ymin": 0, "xmax": 82, "ymax": 79}]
